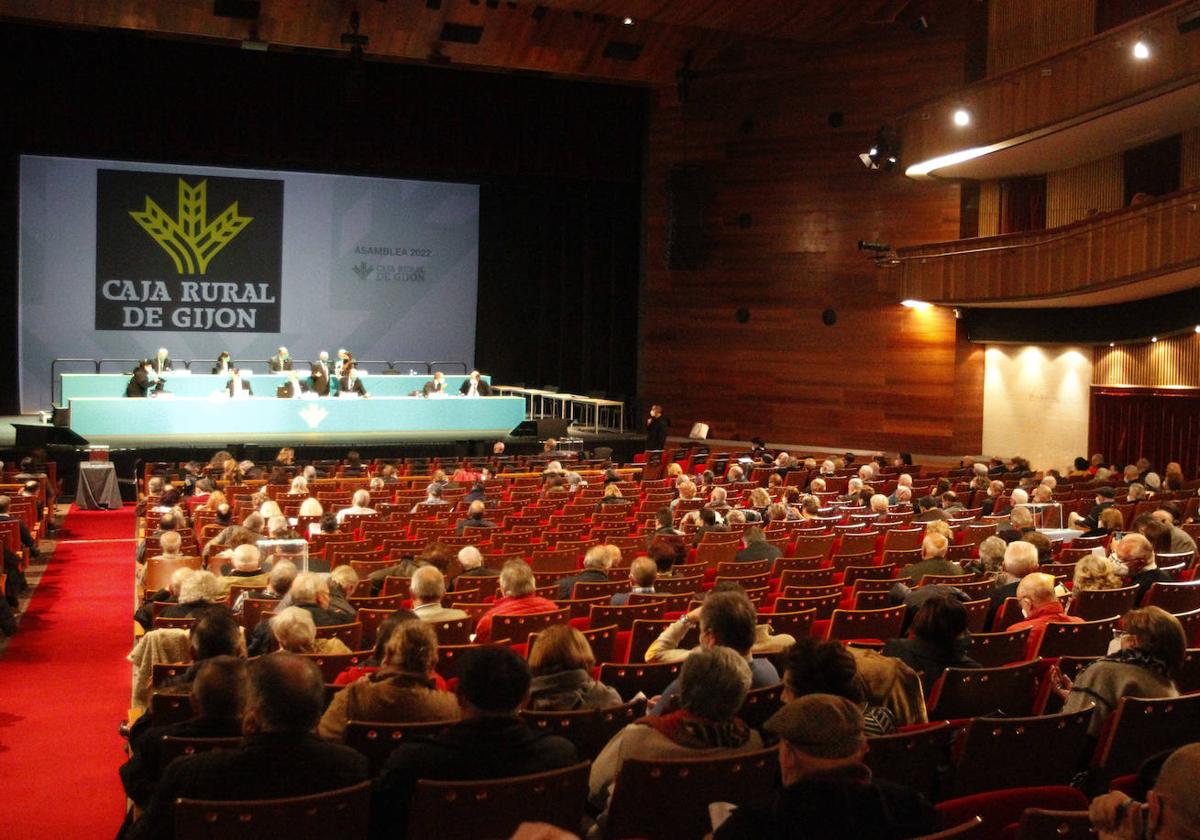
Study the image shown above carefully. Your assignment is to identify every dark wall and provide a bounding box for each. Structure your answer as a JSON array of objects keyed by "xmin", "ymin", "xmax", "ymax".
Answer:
[{"xmin": 0, "ymin": 23, "xmax": 646, "ymax": 413}]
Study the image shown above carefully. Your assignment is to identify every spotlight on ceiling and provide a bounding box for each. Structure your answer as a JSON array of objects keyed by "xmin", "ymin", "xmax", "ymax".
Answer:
[
  {"xmin": 1133, "ymin": 39, "xmax": 1151, "ymax": 59},
  {"xmin": 1195, "ymin": 325, "xmax": 1200, "ymax": 333},
  {"xmin": 953, "ymin": 108, "xmax": 971, "ymax": 127},
  {"xmin": 859, "ymin": 125, "xmax": 900, "ymax": 171},
  {"xmin": 623, "ymin": 16, "xmax": 634, "ymax": 26},
  {"xmin": 1152, "ymin": 336, "xmax": 1159, "ymax": 342},
  {"xmin": 900, "ymin": 299, "xmax": 932, "ymax": 310}
]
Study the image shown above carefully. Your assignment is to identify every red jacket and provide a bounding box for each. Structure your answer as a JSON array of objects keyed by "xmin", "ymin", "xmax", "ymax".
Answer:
[
  {"xmin": 1008, "ymin": 601, "xmax": 1083, "ymax": 658},
  {"xmin": 473, "ymin": 594, "xmax": 560, "ymax": 643}
]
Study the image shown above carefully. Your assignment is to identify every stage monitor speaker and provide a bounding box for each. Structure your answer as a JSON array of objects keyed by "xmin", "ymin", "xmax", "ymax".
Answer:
[
  {"xmin": 536, "ymin": 418, "xmax": 571, "ymax": 440},
  {"xmin": 13, "ymin": 424, "xmax": 89, "ymax": 449},
  {"xmin": 666, "ymin": 163, "xmax": 711, "ymax": 270}
]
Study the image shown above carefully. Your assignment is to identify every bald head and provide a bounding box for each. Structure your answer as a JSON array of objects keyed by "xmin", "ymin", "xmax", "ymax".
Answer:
[
  {"xmin": 1016, "ymin": 572, "xmax": 1056, "ymax": 608},
  {"xmin": 1152, "ymin": 744, "xmax": 1200, "ymax": 839}
]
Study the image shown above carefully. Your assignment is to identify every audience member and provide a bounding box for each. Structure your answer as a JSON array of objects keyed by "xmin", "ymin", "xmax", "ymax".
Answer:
[
  {"xmin": 410, "ymin": 566, "xmax": 469, "ymax": 622},
  {"xmin": 214, "ymin": 544, "xmax": 269, "ymax": 597},
  {"xmin": 336, "ymin": 489, "xmax": 376, "ymax": 523},
  {"xmin": 318, "ymin": 618, "xmax": 458, "ymax": 740},
  {"xmin": 160, "ymin": 571, "xmax": 223, "ymax": 619},
  {"xmin": 735, "ymin": 526, "xmax": 781, "ymax": 563},
  {"xmin": 984, "ymin": 540, "xmax": 1039, "ymax": 629},
  {"xmin": 371, "ymin": 646, "xmax": 577, "ymax": 834},
  {"xmin": 271, "ymin": 606, "xmax": 352, "ymax": 655},
  {"xmin": 1114, "ymin": 533, "xmax": 1172, "ymax": 600},
  {"xmin": 1088, "ymin": 743, "xmax": 1200, "ymax": 840},
  {"xmin": 247, "ymin": 572, "xmax": 345, "ymax": 655},
  {"xmin": 899, "ymin": 533, "xmax": 963, "ymax": 583},
  {"xmin": 527, "ymin": 624, "xmax": 623, "ymax": 711},
  {"xmin": 713, "ymin": 694, "xmax": 938, "ymax": 839},
  {"xmin": 451, "ymin": 545, "xmax": 499, "ymax": 590},
  {"xmin": 882, "ymin": 594, "xmax": 980, "ymax": 694},
  {"xmin": 129, "ymin": 655, "xmax": 368, "ymax": 840},
  {"xmin": 779, "ymin": 637, "xmax": 896, "ymax": 735},
  {"xmin": 1007, "ymin": 572, "xmax": 1083, "ymax": 657},
  {"xmin": 473, "ymin": 561, "xmax": 559, "ymax": 644},
  {"xmin": 455, "ymin": 500, "xmax": 496, "ymax": 535},
  {"xmin": 556, "ymin": 544, "xmax": 615, "ymax": 601},
  {"xmin": 611, "ymin": 556, "xmax": 658, "ymax": 606}
]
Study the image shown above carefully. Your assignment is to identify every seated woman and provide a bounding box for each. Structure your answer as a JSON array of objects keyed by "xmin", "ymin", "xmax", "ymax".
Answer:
[
  {"xmin": 1070, "ymin": 553, "xmax": 1126, "ymax": 604},
  {"xmin": 780, "ymin": 637, "xmax": 896, "ymax": 735},
  {"xmin": 270, "ymin": 605, "xmax": 352, "ymax": 656},
  {"xmin": 317, "ymin": 616, "xmax": 459, "ymax": 741},
  {"xmin": 332, "ymin": 610, "xmax": 416, "ymax": 685},
  {"xmin": 1059, "ymin": 606, "xmax": 1186, "ymax": 736},
  {"xmin": 881, "ymin": 593, "xmax": 980, "ymax": 696},
  {"xmin": 1080, "ymin": 507, "xmax": 1125, "ymax": 541},
  {"xmin": 160, "ymin": 571, "xmax": 225, "ymax": 620},
  {"xmin": 588, "ymin": 647, "xmax": 763, "ymax": 821},
  {"xmin": 526, "ymin": 624, "xmax": 623, "ymax": 711},
  {"xmin": 596, "ymin": 483, "xmax": 631, "ymax": 512}
]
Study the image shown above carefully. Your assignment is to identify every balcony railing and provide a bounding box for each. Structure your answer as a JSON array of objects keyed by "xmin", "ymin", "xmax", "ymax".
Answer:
[
  {"xmin": 891, "ymin": 184, "xmax": 1200, "ymax": 303},
  {"xmin": 898, "ymin": 0, "xmax": 1200, "ymax": 175}
]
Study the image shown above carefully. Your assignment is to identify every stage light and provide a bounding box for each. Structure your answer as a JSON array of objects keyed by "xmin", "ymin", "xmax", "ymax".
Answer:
[
  {"xmin": 1194, "ymin": 325, "xmax": 1200, "ymax": 333},
  {"xmin": 1151, "ymin": 336, "xmax": 1158, "ymax": 342},
  {"xmin": 900, "ymin": 299, "xmax": 932, "ymax": 310},
  {"xmin": 623, "ymin": 16, "xmax": 634, "ymax": 26},
  {"xmin": 859, "ymin": 126, "xmax": 899, "ymax": 171},
  {"xmin": 1109, "ymin": 342, "xmax": 1115, "ymax": 347},
  {"xmin": 1133, "ymin": 40, "xmax": 1150, "ymax": 59},
  {"xmin": 953, "ymin": 108, "xmax": 970, "ymax": 126}
]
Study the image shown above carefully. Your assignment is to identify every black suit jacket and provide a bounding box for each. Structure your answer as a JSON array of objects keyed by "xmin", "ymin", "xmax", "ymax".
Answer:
[
  {"xmin": 151, "ymin": 357, "xmax": 172, "ymax": 373},
  {"xmin": 268, "ymin": 355, "xmax": 293, "ymax": 372},
  {"xmin": 646, "ymin": 415, "xmax": 669, "ymax": 450},
  {"xmin": 226, "ymin": 378, "xmax": 253, "ymax": 397},
  {"xmin": 338, "ymin": 374, "xmax": 368, "ymax": 396},
  {"xmin": 372, "ymin": 718, "xmax": 577, "ymax": 838},
  {"xmin": 556, "ymin": 568, "xmax": 610, "ymax": 601},
  {"xmin": 127, "ymin": 368, "xmax": 152, "ymax": 398},
  {"xmin": 128, "ymin": 732, "xmax": 368, "ymax": 840},
  {"xmin": 458, "ymin": 378, "xmax": 492, "ymax": 396},
  {"xmin": 422, "ymin": 379, "xmax": 446, "ymax": 396},
  {"xmin": 120, "ymin": 715, "xmax": 243, "ymax": 808},
  {"xmin": 310, "ymin": 361, "xmax": 331, "ymax": 396}
]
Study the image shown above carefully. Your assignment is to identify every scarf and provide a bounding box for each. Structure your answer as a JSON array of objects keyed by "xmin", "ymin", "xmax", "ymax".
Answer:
[
  {"xmin": 634, "ymin": 709, "xmax": 752, "ymax": 750},
  {"xmin": 1102, "ymin": 647, "xmax": 1171, "ymax": 680}
]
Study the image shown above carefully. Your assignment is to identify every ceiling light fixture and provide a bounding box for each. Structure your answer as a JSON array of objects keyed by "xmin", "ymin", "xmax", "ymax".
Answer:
[
  {"xmin": 1151, "ymin": 336, "xmax": 1159, "ymax": 342},
  {"xmin": 952, "ymin": 108, "xmax": 970, "ymax": 127},
  {"xmin": 1133, "ymin": 39, "xmax": 1151, "ymax": 59},
  {"xmin": 900, "ymin": 299, "xmax": 932, "ymax": 310},
  {"xmin": 623, "ymin": 16, "xmax": 634, "ymax": 26}
]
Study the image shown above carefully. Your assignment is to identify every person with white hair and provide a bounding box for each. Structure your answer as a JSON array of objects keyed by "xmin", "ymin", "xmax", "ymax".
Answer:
[
  {"xmin": 809, "ymin": 477, "xmax": 827, "ymax": 494},
  {"xmin": 271, "ymin": 606, "xmax": 351, "ymax": 655},
  {"xmin": 452, "ymin": 545, "xmax": 500, "ymax": 590},
  {"xmin": 1000, "ymin": 505, "xmax": 1036, "ymax": 543},
  {"xmin": 869, "ymin": 494, "xmax": 890, "ymax": 515},
  {"xmin": 983, "ymin": 540, "xmax": 1040, "ymax": 629},
  {"xmin": 1009, "ymin": 488, "xmax": 1029, "ymax": 507},
  {"xmin": 726, "ymin": 464, "xmax": 745, "ymax": 483},
  {"xmin": 899, "ymin": 533, "xmax": 963, "ymax": 583},
  {"xmin": 248, "ymin": 571, "xmax": 345, "ymax": 656},
  {"xmin": 288, "ymin": 475, "xmax": 309, "ymax": 496},
  {"xmin": 216, "ymin": 544, "xmax": 269, "ymax": 597},
  {"xmin": 336, "ymin": 488, "xmax": 376, "ymax": 524},
  {"xmin": 410, "ymin": 566, "xmax": 469, "ymax": 622},
  {"xmin": 160, "ymin": 570, "xmax": 222, "ymax": 619},
  {"xmin": 556, "ymin": 544, "xmax": 616, "ymax": 600},
  {"xmin": 134, "ymin": 566, "xmax": 197, "ymax": 630},
  {"xmin": 268, "ymin": 346, "xmax": 292, "ymax": 372},
  {"xmin": 473, "ymin": 561, "xmax": 559, "ymax": 643},
  {"xmin": 327, "ymin": 565, "xmax": 360, "ymax": 618}
]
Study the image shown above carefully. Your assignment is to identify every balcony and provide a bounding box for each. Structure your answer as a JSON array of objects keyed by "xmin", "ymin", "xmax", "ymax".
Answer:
[
  {"xmin": 899, "ymin": 1, "xmax": 1200, "ymax": 180},
  {"xmin": 890, "ymin": 184, "xmax": 1200, "ymax": 305}
]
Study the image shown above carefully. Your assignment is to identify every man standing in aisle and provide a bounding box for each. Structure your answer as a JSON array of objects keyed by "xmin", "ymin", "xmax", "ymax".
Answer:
[{"xmin": 646, "ymin": 404, "xmax": 669, "ymax": 451}]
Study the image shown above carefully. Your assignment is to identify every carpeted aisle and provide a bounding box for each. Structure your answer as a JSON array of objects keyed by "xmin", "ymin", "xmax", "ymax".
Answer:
[{"xmin": 0, "ymin": 504, "xmax": 137, "ymax": 838}]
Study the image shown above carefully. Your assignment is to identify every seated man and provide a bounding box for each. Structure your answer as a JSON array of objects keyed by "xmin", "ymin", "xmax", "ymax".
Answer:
[
  {"xmin": 160, "ymin": 571, "xmax": 224, "ymax": 620},
  {"xmin": 411, "ymin": 566, "xmax": 469, "ymax": 623},
  {"xmin": 984, "ymin": 540, "xmax": 1040, "ymax": 629},
  {"xmin": 1151, "ymin": 506, "xmax": 1198, "ymax": 556},
  {"xmin": 1069, "ymin": 486, "xmax": 1117, "ymax": 531},
  {"xmin": 735, "ymin": 525, "xmax": 781, "ymax": 563},
  {"xmin": 411, "ymin": 484, "xmax": 449, "ymax": 513},
  {"xmin": 271, "ymin": 606, "xmax": 352, "ymax": 655},
  {"xmin": 120, "ymin": 656, "xmax": 246, "ymax": 810},
  {"xmin": 899, "ymin": 533, "xmax": 963, "ymax": 583},
  {"xmin": 1008, "ymin": 572, "xmax": 1083, "ymax": 658},
  {"xmin": 128, "ymin": 655, "xmax": 368, "ymax": 840},
  {"xmin": 713, "ymin": 694, "xmax": 938, "ymax": 839},
  {"xmin": 422, "ymin": 370, "xmax": 448, "ymax": 396},
  {"xmin": 338, "ymin": 364, "xmax": 368, "ymax": 397},
  {"xmin": 646, "ymin": 590, "xmax": 790, "ymax": 715},
  {"xmin": 556, "ymin": 544, "xmax": 615, "ymax": 601},
  {"xmin": 145, "ymin": 529, "xmax": 184, "ymax": 565},
  {"xmin": 611, "ymin": 556, "xmax": 658, "ymax": 606},
  {"xmin": 135, "ymin": 567, "xmax": 194, "ymax": 631},
  {"xmin": 449, "ymin": 545, "xmax": 499, "ymax": 591},
  {"xmin": 231, "ymin": 559, "xmax": 296, "ymax": 616},
  {"xmin": 247, "ymin": 572, "xmax": 346, "ymax": 656},
  {"xmin": 215, "ymin": 544, "xmax": 269, "ymax": 598},
  {"xmin": 1088, "ymin": 743, "xmax": 1200, "ymax": 840},
  {"xmin": 459, "ymin": 370, "xmax": 492, "ymax": 397},
  {"xmin": 335, "ymin": 489, "xmax": 376, "ymax": 524},
  {"xmin": 473, "ymin": 561, "xmax": 560, "ymax": 644},
  {"xmin": 326, "ymin": 564, "xmax": 359, "ymax": 618},
  {"xmin": 371, "ymin": 646, "xmax": 577, "ymax": 834},
  {"xmin": 268, "ymin": 345, "xmax": 292, "ymax": 372},
  {"xmin": 136, "ymin": 511, "xmax": 178, "ymax": 565},
  {"xmin": 1115, "ymin": 532, "xmax": 1173, "ymax": 601},
  {"xmin": 999, "ymin": 505, "xmax": 1038, "ymax": 543},
  {"xmin": 455, "ymin": 500, "xmax": 497, "ymax": 535}
]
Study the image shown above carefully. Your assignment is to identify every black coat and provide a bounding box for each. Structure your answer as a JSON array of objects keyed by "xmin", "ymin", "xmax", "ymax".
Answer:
[
  {"xmin": 126, "ymin": 368, "xmax": 152, "ymax": 398},
  {"xmin": 120, "ymin": 715, "xmax": 243, "ymax": 807},
  {"xmin": 646, "ymin": 415, "xmax": 670, "ymax": 450},
  {"xmin": 128, "ymin": 732, "xmax": 367, "ymax": 840},
  {"xmin": 371, "ymin": 717, "xmax": 577, "ymax": 838}
]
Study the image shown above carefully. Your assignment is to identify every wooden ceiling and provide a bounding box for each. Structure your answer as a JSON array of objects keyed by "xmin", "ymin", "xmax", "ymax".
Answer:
[{"xmin": 0, "ymin": 0, "xmax": 925, "ymax": 85}]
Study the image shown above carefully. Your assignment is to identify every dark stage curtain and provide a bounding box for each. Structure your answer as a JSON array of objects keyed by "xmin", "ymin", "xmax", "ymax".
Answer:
[{"xmin": 1089, "ymin": 387, "xmax": 1200, "ymax": 478}]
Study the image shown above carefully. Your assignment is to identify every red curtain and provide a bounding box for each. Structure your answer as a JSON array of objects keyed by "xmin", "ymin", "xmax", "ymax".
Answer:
[{"xmin": 1089, "ymin": 388, "xmax": 1200, "ymax": 478}]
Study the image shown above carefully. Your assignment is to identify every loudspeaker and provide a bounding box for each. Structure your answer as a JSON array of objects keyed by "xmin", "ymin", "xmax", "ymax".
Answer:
[
  {"xmin": 666, "ymin": 164, "xmax": 711, "ymax": 270},
  {"xmin": 13, "ymin": 424, "xmax": 89, "ymax": 449},
  {"xmin": 512, "ymin": 420, "xmax": 539, "ymax": 438}
]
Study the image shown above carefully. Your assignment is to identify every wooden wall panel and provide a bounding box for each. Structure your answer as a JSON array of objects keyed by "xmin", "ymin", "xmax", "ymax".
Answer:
[
  {"xmin": 987, "ymin": 0, "xmax": 1095, "ymax": 75},
  {"xmin": 640, "ymin": 11, "xmax": 984, "ymax": 455},
  {"xmin": 1045, "ymin": 153, "xmax": 1124, "ymax": 227},
  {"xmin": 1094, "ymin": 332, "xmax": 1200, "ymax": 386},
  {"xmin": 1183, "ymin": 126, "xmax": 1200, "ymax": 188},
  {"xmin": 979, "ymin": 180, "xmax": 1001, "ymax": 237}
]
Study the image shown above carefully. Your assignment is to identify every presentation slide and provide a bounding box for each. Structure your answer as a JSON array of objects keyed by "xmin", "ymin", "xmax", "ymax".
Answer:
[{"xmin": 18, "ymin": 155, "xmax": 480, "ymax": 411}]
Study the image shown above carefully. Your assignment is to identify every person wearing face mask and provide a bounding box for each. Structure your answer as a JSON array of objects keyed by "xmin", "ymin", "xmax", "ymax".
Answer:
[
  {"xmin": 338, "ymin": 363, "xmax": 368, "ymax": 397},
  {"xmin": 1006, "ymin": 572, "xmax": 1084, "ymax": 659},
  {"xmin": 1111, "ymin": 533, "xmax": 1172, "ymax": 601},
  {"xmin": 1069, "ymin": 486, "xmax": 1117, "ymax": 531},
  {"xmin": 309, "ymin": 351, "xmax": 331, "ymax": 396},
  {"xmin": 211, "ymin": 351, "xmax": 233, "ymax": 375}
]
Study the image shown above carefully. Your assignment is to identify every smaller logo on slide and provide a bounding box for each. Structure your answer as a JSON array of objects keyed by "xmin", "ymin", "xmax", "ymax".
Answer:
[
  {"xmin": 352, "ymin": 261, "xmax": 374, "ymax": 281},
  {"xmin": 130, "ymin": 178, "xmax": 252, "ymax": 276}
]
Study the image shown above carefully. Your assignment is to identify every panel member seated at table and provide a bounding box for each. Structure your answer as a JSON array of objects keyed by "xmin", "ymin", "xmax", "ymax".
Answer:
[
  {"xmin": 268, "ymin": 346, "xmax": 293, "ymax": 372},
  {"xmin": 459, "ymin": 370, "xmax": 492, "ymax": 397},
  {"xmin": 310, "ymin": 351, "xmax": 331, "ymax": 396},
  {"xmin": 226, "ymin": 369, "xmax": 253, "ymax": 398},
  {"xmin": 338, "ymin": 365, "xmax": 368, "ymax": 398},
  {"xmin": 422, "ymin": 371, "xmax": 447, "ymax": 397},
  {"xmin": 276, "ymin": 371, "xmax": 308, "ymax": 399},
  {"xmin": 126, "ymin": 360, "xmax": 156, "ymax": 398},
  {"xmin": 211, "ymin": 351, "xmax": 233, "ymax": 375},
  {"xmin": 334, "ymin": 348, "xmax": 352, "ymax": 377},
  {"xmin": 152, "ymin": 347, "xmax": 173, "ymax": 373}
]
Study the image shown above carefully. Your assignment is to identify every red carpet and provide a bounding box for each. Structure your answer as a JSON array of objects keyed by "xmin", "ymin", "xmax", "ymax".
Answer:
[{"xmin": 0, "ymin": 504, "xmax": 137, "ymax": 838}]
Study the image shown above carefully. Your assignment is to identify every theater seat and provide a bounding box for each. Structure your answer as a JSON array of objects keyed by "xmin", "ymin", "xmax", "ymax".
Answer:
[
  {"xmin": 936, "ymin": 786, "xmax": 1088, "ymax": 840},
  {"xmin": 175, "ymin": 780, "xmax": 371, "ymax": 840}
]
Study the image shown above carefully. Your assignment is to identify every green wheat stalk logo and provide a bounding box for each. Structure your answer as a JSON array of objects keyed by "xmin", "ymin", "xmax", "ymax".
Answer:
[{"xmin": 130, "ymin": 178, "xmax": 253, "ymax": 275}]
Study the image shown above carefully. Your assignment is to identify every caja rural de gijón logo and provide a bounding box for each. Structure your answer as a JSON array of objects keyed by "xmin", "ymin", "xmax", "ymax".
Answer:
[{"xmin": 130, "ymin": 177, "xmax": 253, "ymax": 275}]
